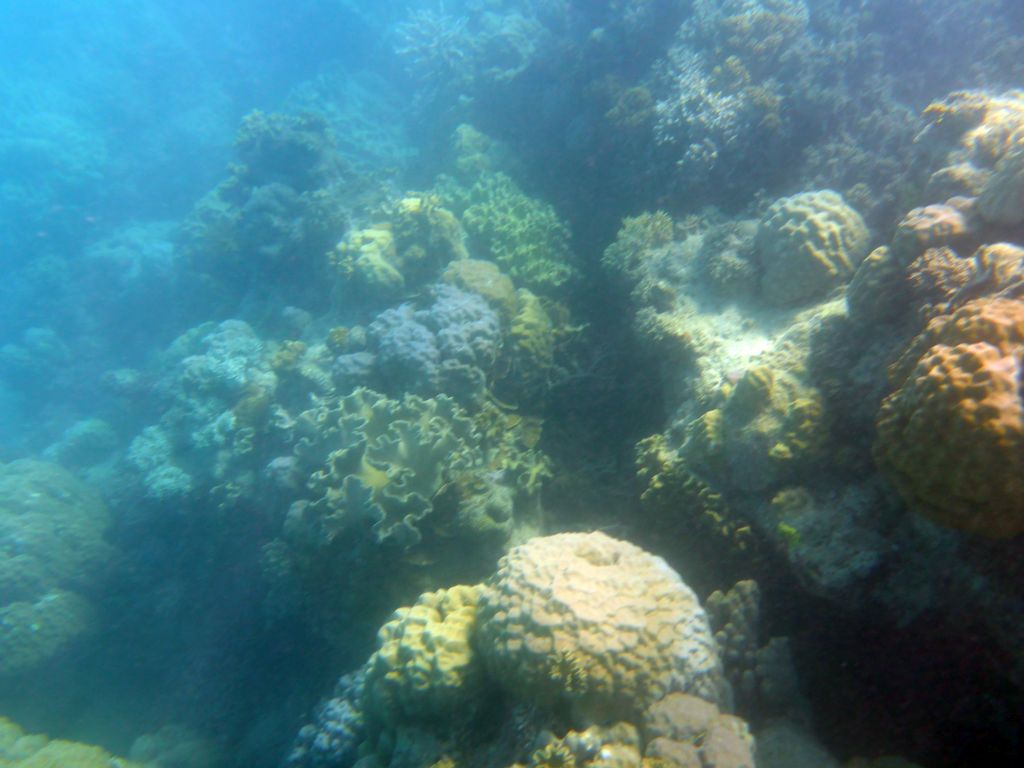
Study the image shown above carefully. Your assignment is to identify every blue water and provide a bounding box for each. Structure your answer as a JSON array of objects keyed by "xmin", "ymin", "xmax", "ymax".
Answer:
[{"xmin": 1, "ymin": 2, "xmax": 1023, "ymax": 766}]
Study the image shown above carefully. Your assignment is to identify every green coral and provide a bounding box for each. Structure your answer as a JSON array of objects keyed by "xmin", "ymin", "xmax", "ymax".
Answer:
[{"xmin": 452, "ymin": 172, "xmax": 578, "ymax": 294}]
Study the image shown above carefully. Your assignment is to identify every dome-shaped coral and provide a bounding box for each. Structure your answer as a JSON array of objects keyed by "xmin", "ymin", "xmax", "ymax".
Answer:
[
  {"xmin": 755, "ymin": 190, "xmax": 870, "ymax": 306},
  {"xmin": 874, "ymin": 297, "xmax": 1024, "ymax": 537},
  {"xmin": 363, "ymin": 585, "xmax": 482, "ymax": 726},
  {"xmin": 475, "ymin": 532, "xmax": 727, "ymax": 724}
]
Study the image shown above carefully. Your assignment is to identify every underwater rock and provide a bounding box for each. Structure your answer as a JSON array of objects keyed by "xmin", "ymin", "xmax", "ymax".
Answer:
[{"xmin": 41, "ymin": 418, "xmax": 118, "ymax": 469}]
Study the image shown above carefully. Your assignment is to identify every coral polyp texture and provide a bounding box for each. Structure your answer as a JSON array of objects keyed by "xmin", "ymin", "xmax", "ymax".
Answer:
[
  {"xmin": 475, "ymin": 531, "xmax": 728, "ymax": 723},
  {"xmin": 0, "ymin": 460, "xmax": 113, "ymax": 676},
  {"xmin": 331, "ymin": 195, "xmax": 468, "ymax": 303},
  {"xmin": 286, "ymin": 533, "xmax": 747, "ymax": 768},
  {"xmin": 363, "ymin": 585, "xmax": 482, "ymax": 727},
  {"xmin": 755, "ymin": 190, "xmax": 871, "ymax": 306},
  {"xmin": 875, "ymin": 297, "xmax": 1024, "ymax": 538},
  {"xmin": 920, "ymin": 91, "xmax": 1024, "ymax": 226},
  {"xmin": 0, "ymin": 716, "xmax": 144, "ymax": 768}
]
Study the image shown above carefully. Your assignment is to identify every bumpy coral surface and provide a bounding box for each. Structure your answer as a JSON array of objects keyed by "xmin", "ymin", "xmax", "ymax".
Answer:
[
  {"xmin": 875, "ymin": 297, "xmax": 1024, "ymax": 537},
  {"xmin": 0, "ymin": 716, "xmax": 143, "ymax": 767},
  {"xmin": 689, "ymin": 365, "xmax": 827, "ymax": 492},
  {"xmin": 642, "ymin": 692, "xmax": 755, "ymax": 768},
  {"xmin": 457, "ymin": 172, "xmax": 578, "ymax": 294},
  {"xmin": 755, "ymin": 190, "xmax": 871, "ymax": 306},
  {"xmin": 0, "ymin": 460, "xmax": 112, "ymax": 676},
  {"xmin": 364, "ymin": 585, "xmax": 482, "ymax": 726},
  {"xmin": 475, "ymin": 532, "xmax": 727, "ymax": 723}
]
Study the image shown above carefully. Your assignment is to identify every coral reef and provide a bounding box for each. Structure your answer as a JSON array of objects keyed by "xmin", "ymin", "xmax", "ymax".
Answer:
[
  {"xmin": 0, "ymin": 460, "xmax": 112, "ymax": 677},
  {"xmin": 364, "ymin": 585, "xmax": 483, "ymax": 726},
  {"xmin": 755, "ymin": 190, "xmax": 871, "ymax": 306},
  {"xmin": 287, "ymin": 532, "xmax": 745, "ymax": 768},
  {"xmin": 476, "ymin": 532, "xmax": 729, "ymax": 722},
  {"xmin": 178, "ymin": 110, "xmax": 350, "ymax": 313},
  {"xmin": 918, "ymin": 91, "xmax": 1024, "ymax": 227},
  {"xmin": 642, "ymin": 693, "xmax": 755, "ymax": 768},
  {"xmin": 286, "ymin": 388, "xmax": 483, "ymax": 550},
  {"xmin": 125, "ymin": 319, "xmax": 280, "ymax": 504},
  {"xmin": 0, "ymin": 716, "xmax": 144, "ymax": 767},
  {"xmin": 331, "ymin": 195, "xmax": 468, "ymax": 304},
  {"xmin": 874, "ymin": 297, "xmax": 1024, "ymax": 537},
  {"xmin": 444, "ymin": 172, "xmax": 578, "ymax": 295}
]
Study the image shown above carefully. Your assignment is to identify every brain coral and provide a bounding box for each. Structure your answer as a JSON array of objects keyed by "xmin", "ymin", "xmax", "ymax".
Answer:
[
  {"xmin": 874, "ymin": 297, "xmax": 1024, "ymax": 537},
  {"xmin": 363, "ymin": 585, "xmax": 482, "ymax": 727},
  {"xmin": 475, "ymin": 532, "xmax": 727, "ymax": 724},
  {"xmin": 755, "ymin": 190, "xmax": 870, "ymax": 306}
]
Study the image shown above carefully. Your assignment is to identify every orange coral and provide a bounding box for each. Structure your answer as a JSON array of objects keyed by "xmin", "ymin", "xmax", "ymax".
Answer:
[
  {"xmin": 891, "ymin": 199, "xmax": 978, "ymax": 264},
  {"xmin": 875, "ymin": 298, "xmax": 1024, "ymax": 537}
]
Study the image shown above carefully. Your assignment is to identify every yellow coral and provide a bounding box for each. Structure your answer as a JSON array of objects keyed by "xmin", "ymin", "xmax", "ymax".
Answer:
[
  {"xmin": 0, "ymin": 716, "xmax": 143, "ymax": 767},
  {"xmin": 364, "ymin": 585, "xmax": 483, "ymax": 727}
]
